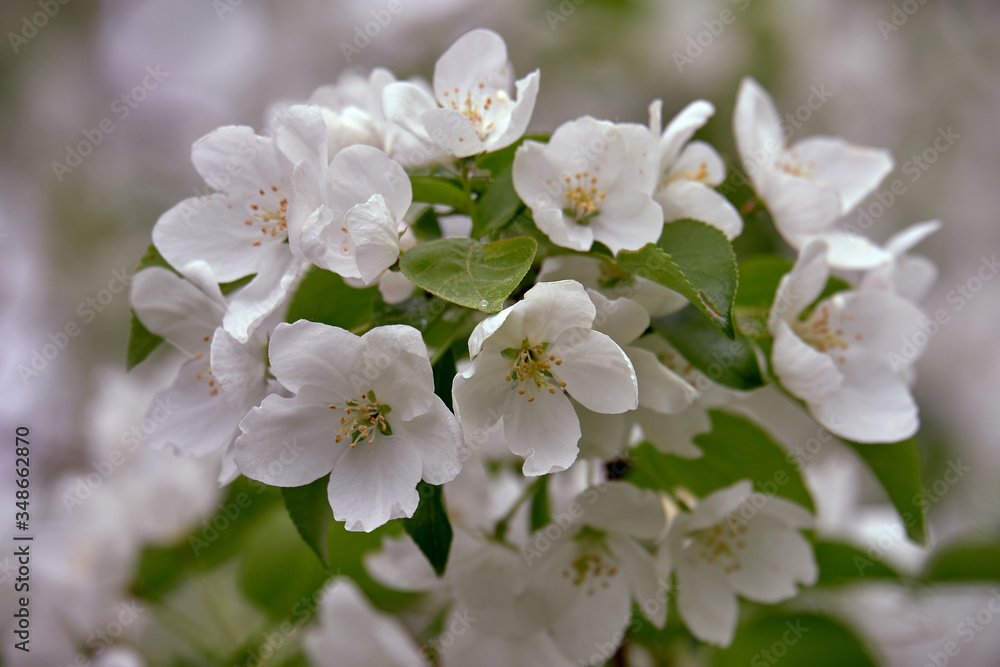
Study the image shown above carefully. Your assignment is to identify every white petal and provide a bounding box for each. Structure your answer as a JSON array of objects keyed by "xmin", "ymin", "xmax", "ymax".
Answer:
[
  {"xmin": 378, "ymin": 270, "xmax": 415, "ymax": 304},
  {"xmin": 788, "ymin": 136, "xmax": 894, "ymax": 214},
  {"xmin": 391, "ymin": 399, "xmax": 464, "ymax": 485},
  {"xmin": 267, "ymin": 320, "xmax": 363, "ymax": 396},
  {"xmin": 272, "ymin": 104, "xmax": 328, "ymax": 170},
  {"xmin": 234, "ymin": 391, "xmax": 340, "ymax": 486},
  {"xmin": 551, "ymin": 329, "xmax": 638, "ymax": 414},
  {"xmin": 675, "ymin": 552, "xmax": 739, "ymax": 646},
  {"xmin": 884, "ymin": 219, "xmax": 941, "ymax": 256},
  {"xmin": 421, "ymin": 108, "xmax": 487, "ymax": 157},
  {"xmin": 811, "ymin": 229, "xmax": 892, "ymax": 270},
  {"xmin": 659, "ymin": 100, "xmax": 715, "ymax": 168},
  {"xmin": 452, "ymin": 348, "xmax": 511, "ymax": 434},
  {"xmin": 592, "ymin": 192, "xmax": 664, "ymax": 255},
  {"xmin": 657, "ymin": 181, "xmax": 743, "ymax": 239},
  {"xmin": 616, "ymin": 122, "xmax": 661, "ymax": 194},
  {"xmin": 153, "ymin": 195, "xmax": 275, "ymax": 283},
  {"xmin": 442, "ymin": 629, "xmax": 575, "ymax": 667},
  {"xmin": 130, "ymin": 267, "xmax": 223, "ymax": 355},
  {"xmin": 759, "ymin": 169, "xmax": 842, "ymax": 245},
  {"xmin": 503, "ymin": 388, "xmax": 581, "ymax": 476},
  {"xmin": 769, "ymin": 240, "xmax": 831, "ymax": 326},
  {"xmin": 582, "ymin": 483, "xmax": 666, "ymax": 540},
  {"xmin": 686, "ymin": 480, "xmax": 753, "ymax": 531},
  {"xmin": 346, "ymin": 194, "xmax": 401, "ymax": 284},
  {"xmin": 669, "ymin": 140, "xmax": 727, "ymax": 187},
  {"xmin": 210, "ymin": 327, "xmax": 267, "ymax": 408},
  {"xmin": 534, "ymin": 207, "xmax": 594, "ymax": 251},
  {"xmin": 771, "ymin": 318, "xmax": 844, "ymax": 404},
  {"xmin": 305, "ymin": 579, "xmax": 428, "ymax": 667},
  {"xmin": 433, "ymin": 29, "xmax": 511, "ymax": 106},
  {"xmin": 523, "ymin": 280, "xmax": 598, "ymax": 342},
  {"xmin": 588, "ymin": 289, "xmax": 650, "ymax": 346},
  {"xmin": 382, "ymin": 81, "xmax": 437, "ymax": 142},
  {"xmin": 726, "ymin": 514, "xmax": 817, "ymax": 603},
  {"xmin": 486, "ymin": 70, "xmax": 540, "ymax": 151},
  {"xmin": 512, "ymin": 139, "xmax": 560, "ymax": 212},
  {"xmin": 328, "ymin": 436, "xmax": 423, "ymax": 532},
  {"xmin": 733, "ymin": 77, "xmax": 784, "ymax": 193},
  {"xmin": 144, "ymin": 359, "xmax": 244, "ymax": 457},
  {"xmin": 626, "ymin": 345, "xmax": 699, "ymax": 414},
  {"xmin": 635, "ymin": 406, "xmax": 707, "ymax": 459},
  {"xmin": 825, "ymin": 290, "xmax": 928, "ymax": 362},
  {"xmin": 809, "ymin": 352, "xmax": 918, "ymax": 443},
  {"xmin": 191, "ymin": 125, "xmax": 282, "ymax": 196},
  {"xmin": 329, "ymin": 144, "xmax": 413, "ymax": 222},
  {"xmin": 548, "ymin": 569, "xmax": 632, "ymax": 665},
  {"xmin": 362, "ymin": 324, "xmax": 436, "ymax": 420},
  {"xmin": 546, "ymin": 117, "xmax": 627, "ymax": 184},
  {"xmin": 222, "ymin": 249, "xmax": 305, "ymax": 343},
  {"xmin": 607, "ymin": 533, "xmax": 668, "ymax": 627}
]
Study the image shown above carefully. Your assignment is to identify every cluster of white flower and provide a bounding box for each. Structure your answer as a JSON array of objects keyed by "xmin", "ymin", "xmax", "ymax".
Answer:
[{"xmin": 129, "ymin": 28, "xmax": 938, "ymax": 665}]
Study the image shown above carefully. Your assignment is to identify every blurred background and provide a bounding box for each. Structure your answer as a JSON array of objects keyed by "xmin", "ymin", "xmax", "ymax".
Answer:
[{"xmin": 1, "ymin": 0, "xmax": 998, "ymax": 665}]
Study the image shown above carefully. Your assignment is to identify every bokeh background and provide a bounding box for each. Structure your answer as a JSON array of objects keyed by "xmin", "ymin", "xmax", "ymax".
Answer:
[{"xmin": 1, "ymin": 0, "xmax": 999, "ymax": 665}]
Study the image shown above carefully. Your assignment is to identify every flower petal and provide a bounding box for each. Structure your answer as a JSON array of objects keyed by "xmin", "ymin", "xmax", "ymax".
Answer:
[
  {"xmin": 452, "ymin": 348, "xmax": 511, "ymax": 435},
  {"xmin": 657, "ymin": 181, "xmax": 743, "ymax": 240},
  {"xmin": 733, "ymin": 77, "xmax": 784, "ymax": 192},
  {"xmin": 503, "ymin": 387, "xmax": 581, "ymax": 476},
  {"xmin": 551, "ymin": 329, "xmax": 638, "ymax": 414},
  {"xmin": 582, "ymin": 483, "xmax": 666, "ymax": 541},
  {"xmin": 769, "ymin": 239, "xmax": 831, "ymax": 326},
  {"xmin": 191, "ymin": 125, "xmax": 283, "ymax": 197},
  {"xmin": 391, "ymin": 399, "xmax": 464, "ymax": 485},
  {"xmin": 591, "ymin": 191, "xmax": 664, "ymax": 255},
  {"xmin": 626, "ymin": 345, "xmax": 699, "ymax": 414},
  {"xmin": 329, "ymin": 144, "xmax": 413, "ymax": 222},
  {"xmin": 328, "ymin": 434, "xmax": 423, "ymax": 532},
  {"xmin": 809, "ymin": 230, "xmax": 892, "ymax": 270},
  {"xmin": 234, "ymin": 391, "xmax": 341, "ymax": 486},
  {"xmin": 659, "ymin": 99, "xmax": 715, "ymax": 167},
  {"xmin": 210, "ymin": 327, "xmax": 267, "ymax": 408},
  {"xmin": 676, "ymin": 552, "xmax": 739, "ymax": 646},
  {"xmin": 574, "ymin": 401, "xmax": 631, "ymax": 460},
  {"xmin": 433, "ymin": 29, "xmax": 511, "ymax": 106},
  {"xmin": 771, "ymin": 318, "xmax": 844, "ymax": 404},
  {"xmin": 346, "ymin": 194, "xmax": 401, "ymax": 284},
  {"xmin": 487, "ymin": 70, "xmax": 540, "ymax": 151},
  {"xmin": 726, "ymin": 514, "xmax": 818, "ymax": 603},
  {"xmin": 788, "ymin": 136, "xmax": 893, "ymax": 214},
  {"xmin": 421, "ymin": 108, "xmax": 487, "ymax": 157},
  {"xmin": 130, "ymin": 267, "xmax": 224, "ymax": 356},
  {"xmin": 669, "ymin": 140, "xmax": 727, "ymax": 187},
  {"xmin": 588, "ymin": 289, "xmax": 650, "ymax": 346},
  {"xmin": 607, "ymin": 533, "xmax": 668, "ymax": 628},
  {"xmin": 267, "ymin": 320, "xmax": 363, "ymax": 396},
  {"xmin": 222, "ymin": 249, "xmax": 306, "ymax": 343}
]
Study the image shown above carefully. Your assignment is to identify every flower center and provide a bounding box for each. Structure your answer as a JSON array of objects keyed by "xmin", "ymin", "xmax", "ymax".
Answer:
[
  {"xmin": 244, "ymin": 184, "xmax": 289, "ymax": 247},
  {"xmin": 692, "ymin": 519, "xmax": 747, "ymax": 575},
  {"xmin": 190, "ymin": 346, "xmax": 220, "ymax": 397},
  {"xmin": 562, "ymin": 171, "xmax": 605, "ymax": 224},
  {"xmin": 442, "ymin": 84, "xmax": 500, "ymax": 140},
  {"xmin": 561, "ymin": 532, "xmax": 619, "ymax": 596},
  {"xmin": 792, "ymin": 303, "xmax": 857, "ymax": 364},
  {"xmin": 664, "ymin": 161, "xmax": 711, "ymax": 188},
  {"xmin": 776, "ymin": 154, "xmax": 817, "ymax": 179},
  {"xmin": 502, "ymin": 340, "xmax": 566, "ymax": 402},
  {"xmin": 330, "ymin": 390, "xmax": 392, "ymax": 448}
]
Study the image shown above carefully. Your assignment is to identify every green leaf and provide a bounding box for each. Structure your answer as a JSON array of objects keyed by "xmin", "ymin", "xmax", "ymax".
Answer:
[
  {"xmin": 399, "ymin": 236, "xmax": 537, "ymax": 312},
  {"xmin": 126, "ymin": 312, "xmax": 164, "ymax": 371},
  {"xmin": 285, "ymin": 267, "xmax": 379, "ymax": 331},
  {"xmin": 813, "ymin": 540, "xmax": 900, "ymax": 586},
  {"xmin": 410, "ymin": 176, "xmax": 469, "ymax": 212},
  {"xmin": 529, "ymin": 476, "xmax": 550, "ymax": 532},
  {"xmin": 219, "ymin": 274, "xmax": 254, "ymax": 296},
  {"xmin": 281, "ymin": 475, "xmax": 333, "ymax": 569},
  {"xmin": 401, "ymin": 482, "xmax": 453, "ymax": 576},
  {"xmin": 471, "ymin": 167, "xmax": 523, "ymax": 238},
  {"xmin": 712, "ymin": 612, "xmax": 877, "ymax": 667},
  {"xmin": 652, "ymin": 306, "xmax": 764, "ymax": 391},
  {"xmin": 627, "ymin": 410, "xmax": 814, "ymax": 512},
  {"xmin": 432, "ymin": 347, "xmax": 456, "ymax": 411},
  {"xmin": 616, "ymin": 219, "xmax": 738, "ymax": 337},
  {"xmin": 240, "ymin": 508, "xmax": 329, "ymax": 619},
  {"xmin": 735, "ymin": 255, "xmax": 793, "ymax": 311},
  {"xmin": 135, "ymin": 242, "xmax": 175, "ymax": 273},
  {"xmin": 924, "ymin": 541, "xmax": 1000, "ymax": 583},
  {"xmin": 845, "ymin": 437, "xmax": 926, "ymax": 544},
  {"xmin": 410, "ymin": 206, "xmax": 443, "ymax": 242}
]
